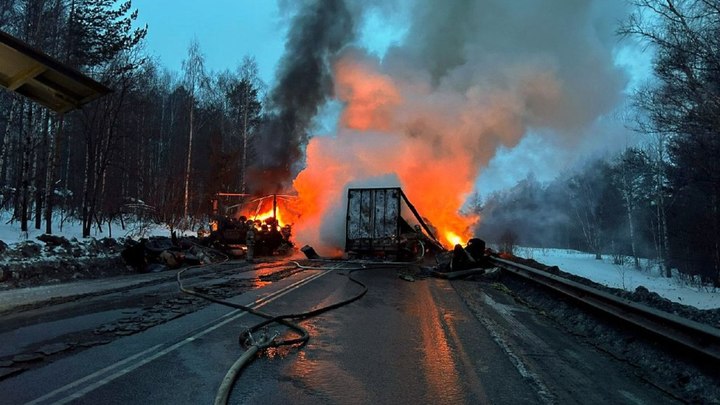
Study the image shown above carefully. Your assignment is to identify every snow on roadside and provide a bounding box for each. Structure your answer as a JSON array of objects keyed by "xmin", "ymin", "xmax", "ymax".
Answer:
[
  {"xmin": 514, "ymin": 247, "xmax": 720, "ymax": 310},
  {"xmin": 0, "ymin": 209, "xmax": 207, "ymax": 272},
  {"xmin": 0, "ymin": 210, "xmax": 196, "ymax": 248}
]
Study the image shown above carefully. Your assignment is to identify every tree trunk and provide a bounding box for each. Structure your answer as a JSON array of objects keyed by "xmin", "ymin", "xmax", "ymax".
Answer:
[
  {"xmin": 63, "ymin": 128, "xmax": 72, "ymax": 205},
  {"xmin": 659, "ymin": 191, "xmax": 671, "ymax": 277},
  {"xmin": 0, "ymin": 99, "xmax": 17, "ymax": 191},
  {"xmin": 97, "ymin": 128, "xmax": 110, "ymax": 232},
  {"xmin": 627, "ymin": 206, "xmax": 639, "ymax": 268},
  {"xmin": 35, "ymin": 109, "xmax": 50, "ymax": 230},
  {"xmin": 20, "ymin": 105, "xmax": 33, "ymax": 233},
  {"xmin": 573, "ymin": 203, "xmax": 601, "ymax": 260},
  {"xmin": 12, "ymin": 101, "xmax": 26, "ymax": 221},
  {"xmin": 183, "ymin": 102, "xmax": 194, "ymax": 222},
  {"xmin": 87, "ymin": 114, "xmax": 112, "ymax": 237},
  {"xmin": 81, "ymin": 124, "xmax": 93, "ymax": 238},
  {"xmin": 620, "ymin": 171, "xmax": 639, "ymax": 269},
  {"xmin": 241, "ymin": 89, "xmax": 249, "ymax": 193},
  {"xmin": 655, "ymin": 137, "xmax": 672, "ymax": 278},
  {"xmin": 45, "ymin": 115, "xmax": 64, "ymax": 234}
]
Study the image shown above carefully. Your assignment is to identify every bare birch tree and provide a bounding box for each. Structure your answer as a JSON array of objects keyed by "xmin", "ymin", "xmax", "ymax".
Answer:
[{"xmin": 181, "ymin": 38, "xmax": 208, "ymax": 228}]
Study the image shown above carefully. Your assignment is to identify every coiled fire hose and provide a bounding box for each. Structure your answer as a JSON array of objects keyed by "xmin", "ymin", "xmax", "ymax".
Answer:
[{"xmin": 176, "ymin": 260, "xmax": 370, "ymax": 405}]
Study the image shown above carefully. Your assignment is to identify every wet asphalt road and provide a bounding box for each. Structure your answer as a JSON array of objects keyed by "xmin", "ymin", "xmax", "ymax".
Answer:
[{"xmin": 0, "ymin": 261, "xmax": 679, "ymax": 404}]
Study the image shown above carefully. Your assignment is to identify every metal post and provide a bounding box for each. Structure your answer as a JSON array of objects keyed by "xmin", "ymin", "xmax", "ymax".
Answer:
[
  {"xmin": 272, "ymin": 194, "xmax": 277, "ymax": 228},
  {"xmin": 246, "ymin": 226, "xmax": 255, "ymax": 262}
]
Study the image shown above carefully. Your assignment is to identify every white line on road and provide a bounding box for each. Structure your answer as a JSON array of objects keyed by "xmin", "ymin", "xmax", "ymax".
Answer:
[
  {"xmin": 25, "ymin": 268, "xmax": 332, "ymax": 405},
  {"xmin": 478, "ymin": 291, "xmax": 555, "ymax": 405}
]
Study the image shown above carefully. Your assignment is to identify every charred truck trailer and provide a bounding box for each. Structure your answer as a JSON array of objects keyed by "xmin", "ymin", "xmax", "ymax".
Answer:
[{"xmin": 345, "ymin": 187, "xmax": 443, "ymax": 261}]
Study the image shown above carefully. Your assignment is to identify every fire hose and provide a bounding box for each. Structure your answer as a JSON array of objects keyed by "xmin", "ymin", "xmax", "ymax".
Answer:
[{"xmin": 176, "ymin": 259, "xmax": 371, "ymax": 405}]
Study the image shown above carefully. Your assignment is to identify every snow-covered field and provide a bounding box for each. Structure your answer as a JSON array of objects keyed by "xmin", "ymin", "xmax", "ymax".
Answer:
[{"xmin": 514, "ymin": 247, "xmax": 720, "ymax": 310}]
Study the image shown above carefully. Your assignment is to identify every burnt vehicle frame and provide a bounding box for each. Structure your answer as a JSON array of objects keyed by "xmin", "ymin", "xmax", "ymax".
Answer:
[
  {"xmin": 208, "ymin": 193, "xmax": 294, "ymax": 256},
  {"xmin": 345, "ymin": 187, "xmax": 443, "ymax": 260}
]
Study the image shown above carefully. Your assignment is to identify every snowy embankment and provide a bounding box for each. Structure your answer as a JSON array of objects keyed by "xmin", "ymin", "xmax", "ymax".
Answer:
[
  {"xmin": 0, "ymin": 210, "xmax": 200, "ymax": 289},
  {"xmin": 513, "ymin": 247, "xmax": 720, "ymax": 310},
  {"xmin": 0, "ymin": 210, "xmax": 189, "ymax": 248}
]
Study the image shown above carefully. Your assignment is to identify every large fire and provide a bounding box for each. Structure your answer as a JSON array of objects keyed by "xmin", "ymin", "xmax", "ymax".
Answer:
[
  {"xmin": 235, "ymin": 195, "xmax": 300, "ymax": 229},
  {"xmin": 290, "ymin": 50, "xmax": 487, "ymax": 253},
  {"xmin": 247, "ymin": 0, "xmax": 619, "ymax": 255},
  {"xmin": 250, "ymin": 208, "xmax": 286, "ymax": 227},
  {"xmin": 445, "ymin": 231, "xmax": 464, "ymax": 248}
]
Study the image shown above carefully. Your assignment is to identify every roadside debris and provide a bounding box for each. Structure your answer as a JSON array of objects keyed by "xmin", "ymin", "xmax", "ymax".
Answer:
[
  {"xmin": 301, "ymin": 245, "xmax": 320, "ymax": 260},
  {"xmin": 121, "ymin": 235, "xmax": 213, "ymax": 273}
]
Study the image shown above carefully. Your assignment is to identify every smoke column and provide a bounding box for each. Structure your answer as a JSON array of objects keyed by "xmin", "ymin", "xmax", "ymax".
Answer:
[
  {"xmin": 284, "ymin": 0, "xmax": 631, "ymax": 254},
  {"xmin": 248, "ymin": 0, "xmax": 355, "ymax": 193},
  {"xmin": 236, "ymin": 0, "xmax": 628, "ymax": 251}
]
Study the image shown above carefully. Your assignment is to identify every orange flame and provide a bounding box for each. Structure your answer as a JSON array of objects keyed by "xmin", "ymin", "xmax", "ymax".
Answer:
[
  {"xmin": 249, "ymin": 208, "xmax": 285, "ymax": 227},
  {"xmin": 445, "ymin": 231, "xmax": 464, "ymax": 248},
  {"xmin": 291, "ymin": 51, "xmax": 483, "ymax": 252},
  {"xmin": 236, "ymin": 197, "xmax": 300, "ymax": 229}
]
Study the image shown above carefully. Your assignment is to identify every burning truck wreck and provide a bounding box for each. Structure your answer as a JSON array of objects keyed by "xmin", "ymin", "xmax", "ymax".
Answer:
[
  {"xmin": 342, "ymin": 187, "xmax": 493, "ymax": 273},
  {"xmin": 204, "ymin": 187, "xmax": 449, "ymax": 262},
  {"xmin": 295, "ymin": 186, "xmax": 489, "ymax": 271},
  {"xmin": 120, "ymin": 182, "xmax": 487, "ymax": 273},
  {"xmin": 205, "ymin": 193, "xmax": 296, "ymax": 258},
  {"xmin": 344, "ymin": 187, "xmax": 444, "ymax": 261}
]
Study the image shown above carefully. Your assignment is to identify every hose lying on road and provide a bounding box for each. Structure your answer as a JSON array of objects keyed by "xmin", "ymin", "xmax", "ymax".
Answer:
[{"xmin": 176, "ymin": 260, "xmax": 371, "ymax": 405}]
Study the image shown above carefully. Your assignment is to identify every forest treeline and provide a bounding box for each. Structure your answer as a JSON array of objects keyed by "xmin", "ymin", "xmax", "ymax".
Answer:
[
  {"xmin": 1, "ymin": 1, "xmax": 719, "ymax": 285},
  {"xmin": 0, "ymin": 0, "xmax": 264, "ymax": 237},
  {"xmin": 477, "ymin": 1, "xmax": 720, "ymax": 286}
]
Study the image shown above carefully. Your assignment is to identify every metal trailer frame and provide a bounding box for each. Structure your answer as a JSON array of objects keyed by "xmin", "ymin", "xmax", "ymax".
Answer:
[{"xmin": 345, "ymin": 187, "xmax": 442, "ymax": 256}]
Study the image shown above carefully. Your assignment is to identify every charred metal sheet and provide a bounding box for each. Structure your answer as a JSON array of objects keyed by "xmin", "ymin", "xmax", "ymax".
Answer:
[{"xmin": 346, "ymin": 188, "xmax": 402, "ymax": 254}]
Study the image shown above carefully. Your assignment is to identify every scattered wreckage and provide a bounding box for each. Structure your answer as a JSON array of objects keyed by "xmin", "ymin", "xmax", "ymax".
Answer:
[
  {"xmin": 205, "ymin": 193, "xmax": 295, "ymax": 259},
  {"xmin": 121, "ymin": 187, "xmax": 493, "ymax": 277},
  {"xmin": 121, "ymin": 235, "xmax": 213, "ymax": 273},
  {"xmin": 121, "ymin": 193, "xmax": 296, "ymax": 272}
]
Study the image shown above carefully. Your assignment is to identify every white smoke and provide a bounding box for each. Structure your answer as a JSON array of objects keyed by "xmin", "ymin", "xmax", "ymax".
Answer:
[{"xmin": 289, "ymin": 0, "xmax": 636, "ymax": 253}]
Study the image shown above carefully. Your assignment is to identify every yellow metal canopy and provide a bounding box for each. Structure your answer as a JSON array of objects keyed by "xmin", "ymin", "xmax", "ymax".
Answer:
[{"xmin": 0, "ymin": 30, "xmax": 111, "ymax": 113}]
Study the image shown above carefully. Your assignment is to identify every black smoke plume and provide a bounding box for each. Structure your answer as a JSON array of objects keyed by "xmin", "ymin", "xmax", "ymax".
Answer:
[{"xmin": 248, "ymin": 0, "xmax": 355, "ymax": 194}]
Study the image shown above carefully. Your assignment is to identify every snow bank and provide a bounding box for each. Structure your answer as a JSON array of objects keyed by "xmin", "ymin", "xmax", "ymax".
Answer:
[
  {"xmin": 514, "ymin": 247, "xmax": 720, "ymax": 310},
  {"xmin": 0, "ymin": 210, "xmax": 196, "ymax": 247}
]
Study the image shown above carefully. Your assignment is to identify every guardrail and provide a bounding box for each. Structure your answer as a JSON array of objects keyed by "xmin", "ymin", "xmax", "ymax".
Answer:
[{"xmin": 488, "ymin": 256, "xmax": 720, "ymax": 362}]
